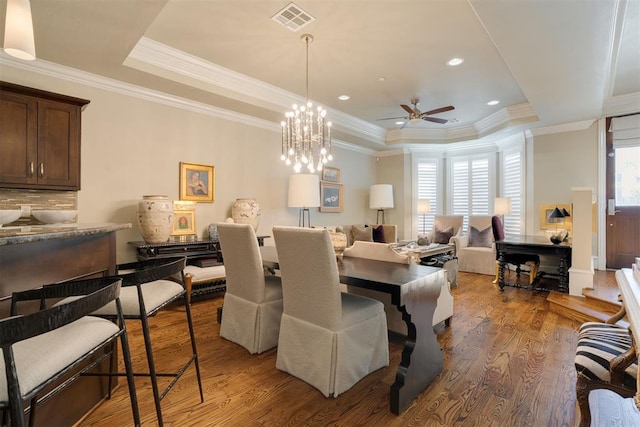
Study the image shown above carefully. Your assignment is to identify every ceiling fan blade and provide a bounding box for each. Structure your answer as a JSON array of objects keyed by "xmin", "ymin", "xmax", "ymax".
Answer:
[
  {"xmin": 422, "ymin": 116, "xmax": 448, "ymax": 124},
  {"xmin": 376, "ymin": 116, "xmax": 407, "ymax": 121},
  {"xmin": 401, "ymin": 104, "xmax": 415, "ymax": 114},
  {"xmin": 421, "ymin": 105, "xmax": 455, "ymax": 116}
]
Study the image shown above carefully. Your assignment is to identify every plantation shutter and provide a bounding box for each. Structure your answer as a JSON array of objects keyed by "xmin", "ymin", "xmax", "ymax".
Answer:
[{"xmin": 416, "ymin": 160, "xmax": 438, "ymax": 234}]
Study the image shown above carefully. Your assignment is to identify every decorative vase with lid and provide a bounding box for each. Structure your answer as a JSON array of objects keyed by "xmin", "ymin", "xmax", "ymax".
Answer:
[
  {"xmin": 231, "ymin": 198, "xmax": 260, "ymax": 232},
  {"xmin": 137, "ymin": 195, "xmax": 173, "ymax": 244}
]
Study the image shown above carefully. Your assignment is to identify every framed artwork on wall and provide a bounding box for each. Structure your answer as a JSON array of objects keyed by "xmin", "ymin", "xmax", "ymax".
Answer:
[
  {"xmin": 179, "ymin": 162, "xmax": 214, "ymax": 202},
  {"xmin": 171, "ymin": 209, "xmax": 196, "ymax": 236},
  {"xmin": 539, "ymin": 203, "xmax": 573, "ymax": 231},
  {"xmin": 320, "ymin": 182, "xmax": 343, "ymax": 212},
  {"xmin": 321, "ymin": 167, "xmax": 340, "ymax": 183}
]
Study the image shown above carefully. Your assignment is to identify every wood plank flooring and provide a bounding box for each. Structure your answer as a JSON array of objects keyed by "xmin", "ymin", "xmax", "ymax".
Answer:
[{"xmin": 78, "ymin": 270, "xmax": 616, "ymax": 427}]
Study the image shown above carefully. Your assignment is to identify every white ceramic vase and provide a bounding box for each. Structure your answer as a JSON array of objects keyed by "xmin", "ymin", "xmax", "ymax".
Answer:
[
  {"xmin": 231, "ymin": 198, "xmax": 260, "ymax": 232},
  {"xmin": 137, "ymin": 195, "xmax": 173, "ymax": 244}
]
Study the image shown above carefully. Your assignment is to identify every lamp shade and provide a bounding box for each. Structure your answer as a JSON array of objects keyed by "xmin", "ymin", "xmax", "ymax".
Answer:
[
  {"xmin": 3, "ymin": 0, "xmax": 36, "ymax": 60},
  {"xmin": 548, "ymin": 207, "xmax": 565, "ymax": 219},
  {"xmin": 494, "ymin": 197, "xmax": 512, "ymax": 215},
  {"xmin": 369, "ymin": 184, "xmax": 394, "ymax": 209},
  {"xmin": 417, "ymin": 199, "xmax": 431, "ymax": 214},
  {"xmin": 288, "ymin": 174, "xmax": 320, "ymax": 208}
]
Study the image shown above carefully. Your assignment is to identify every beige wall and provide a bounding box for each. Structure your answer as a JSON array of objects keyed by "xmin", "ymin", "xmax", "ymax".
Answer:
[
  {"xmin": 532, "ymin": 122, "xmax": 598, "ymax": 231},
  {"xmin": 376, "ymin": 153, "xmax": 410, "ymax": 241},
  {"xmin": 1, "ymin": 66, "xmax": 377, "ymax": 262},
  {"xmin": 1, "ymin": 65, "xmax": 602, "ymax": 262}
]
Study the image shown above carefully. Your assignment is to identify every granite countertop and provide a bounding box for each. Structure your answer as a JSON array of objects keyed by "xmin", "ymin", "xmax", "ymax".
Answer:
[{"xmin": 0, "ymin": 223, "xmax": 132, "ymax": 246}]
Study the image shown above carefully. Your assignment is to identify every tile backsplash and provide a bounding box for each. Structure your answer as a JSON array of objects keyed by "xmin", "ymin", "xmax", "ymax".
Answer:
[{"xmin": 0, "ymin": 189, "xmax": 77, "ymax": 225}]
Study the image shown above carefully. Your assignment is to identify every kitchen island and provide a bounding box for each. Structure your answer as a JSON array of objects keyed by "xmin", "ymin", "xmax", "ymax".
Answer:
[{"xmin": 0, "ymin": 222, "xmax": 131, "ymax": 426}]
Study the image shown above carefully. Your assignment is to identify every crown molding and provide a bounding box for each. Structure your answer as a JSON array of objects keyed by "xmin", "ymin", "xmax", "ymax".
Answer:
[
  {"xmin": 126, "ymin": 37, "xmax": 388, "ymax": 147},
  {"xmin": 530, "ymin": 119, "xmax": 596, "ymax": 136},
  {"xmin": 603, "ymin": 91, "xmax": 640, "ymax": 116}
]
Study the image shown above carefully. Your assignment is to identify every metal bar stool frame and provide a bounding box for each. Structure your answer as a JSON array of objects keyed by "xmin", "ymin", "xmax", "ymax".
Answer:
[
  {"xmin": 1, "ymin": 277, "xmax": 140, "ymax": 427},
  {"xmin": 101, "ymin": 257, "xmax": 204, "ymax": 426}
]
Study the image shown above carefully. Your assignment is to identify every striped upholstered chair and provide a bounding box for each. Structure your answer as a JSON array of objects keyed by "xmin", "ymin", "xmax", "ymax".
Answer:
[{"xmin": 574, "ymin": 306, "xmax": 637, "ymax": 427}]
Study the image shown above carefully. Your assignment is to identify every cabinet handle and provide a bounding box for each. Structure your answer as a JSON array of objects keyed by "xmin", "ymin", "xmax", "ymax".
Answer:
[
  {"xmin": 40, "ymin": 163, "xmax": 44, "ymax": 177},
  {"xmin": 29, "ymin": 162, "xmax": 34, "ymax": 176}
]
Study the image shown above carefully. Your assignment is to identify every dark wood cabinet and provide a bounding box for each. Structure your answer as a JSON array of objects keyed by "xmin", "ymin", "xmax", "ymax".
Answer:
[{"xmin": 0, "ymin": 81, "xmax": 90, "ymax": 190}]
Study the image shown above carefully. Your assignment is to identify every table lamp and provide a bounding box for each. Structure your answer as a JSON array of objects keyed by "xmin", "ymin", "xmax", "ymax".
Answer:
[
  {"xmin": 548, "ymin": 207, "xmax": 566, "ymax": 244},
  {"xmin": 370, "ymin": 184, "xmax": 394, "ymax": 224},
  {"xmin": 417, "ymin": 199, "xmax": 431, "ymax": 234},
  {"xmin": 288, "ymin": 174, "xmax": 320, "ymax": 227},
  {"xmin": 494, "ymin": 197, "xmax": 512, "ymax": 217}
]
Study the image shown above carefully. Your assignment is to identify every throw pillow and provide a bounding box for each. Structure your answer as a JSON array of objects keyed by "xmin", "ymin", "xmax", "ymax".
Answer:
[
  {"xmin": 351, "ymin": 225, "xmax": 373, "ymax": 243},
  {"xmin": 372, "ymin": 225, "xmax": 386, "ymax": 243},
  {"xmin": 434, "ymin": 226, "xmax": 454, "ymax": 244},
  {"xmin": 468, "ymin": 225, "xmax": 493, "ymax": 248}
]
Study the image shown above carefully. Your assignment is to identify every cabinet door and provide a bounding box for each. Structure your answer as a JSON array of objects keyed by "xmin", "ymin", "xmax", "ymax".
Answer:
[
  {"xmin": 37, "ymin": 99, "xmax": 81, "ymax": 189},
  {"xmin": 0, "ymin": 91, "xmax": 38, "ymax": 185}
]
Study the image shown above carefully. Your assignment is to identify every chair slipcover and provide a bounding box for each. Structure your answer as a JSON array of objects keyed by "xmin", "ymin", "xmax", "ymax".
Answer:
[
  {"xmin": 218, "ymin": 223, "xmax": 283, "ymax": 354},
  {"xmin": 273, "ymin": 226, "xmax": 389, "ymax": 397},
  {"xmin": 452, "ymin": 215, "xmax": 496, "ymax": 275}
]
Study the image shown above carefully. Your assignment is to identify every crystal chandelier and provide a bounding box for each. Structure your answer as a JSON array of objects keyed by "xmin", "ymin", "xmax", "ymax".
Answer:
[{"xmin": 280, "ymin": 34, "xmax": 333, "ymax": 173}]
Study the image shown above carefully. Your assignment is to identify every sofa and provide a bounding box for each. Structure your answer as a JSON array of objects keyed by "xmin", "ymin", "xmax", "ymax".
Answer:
[
  {"xmin": 452, "ymin": 215, "xmax": 496, "ymax": 276},
  {"xmin": 337, "ymin": 224, "xmax": 397, "ymax": 247},
  {"xmin": 342, "ymin": 240, "xmax": 454, "ymax": 332}
]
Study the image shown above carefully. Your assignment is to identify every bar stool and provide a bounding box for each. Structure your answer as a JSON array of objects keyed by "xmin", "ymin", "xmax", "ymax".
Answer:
[
  {"xmin": 91, "ymin": 257, "xmax": 204, "ymax": 426},
  {"xmin": 1, "ymin": 277, "xmax": 140, "ymax": 427}
]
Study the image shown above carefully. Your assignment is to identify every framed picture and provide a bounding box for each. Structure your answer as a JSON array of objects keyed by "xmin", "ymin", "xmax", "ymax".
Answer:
[
  {"xmin": 171, "ymin": 210, "xmax": 196, "ymax": 236},
  {"xmin": 539, "ymin": 203, "xmax": 572, "ymax": 230},
  {"xmin": 322, "ymin": 167, "xmax": 340, "ymax": 183},
  {"xmin": 320, "ymin": 182, "xmax": 343, "ymax": 212},
  {"xmin": 179, "ymin": 162, "xmax": 214, "ymax": 202}
]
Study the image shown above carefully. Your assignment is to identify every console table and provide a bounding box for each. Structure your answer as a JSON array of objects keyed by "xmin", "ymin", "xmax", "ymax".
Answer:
[
  {"xmin": 128, "ymin": 237, "xmax": 270, "ymax": 298},
  {"xmin": 129, "ymin": 239, "xmax": 221, "ymax": 262},
  {"xmin": 496, "ymin": 235, "xmax": 572, "ymax": 293}
]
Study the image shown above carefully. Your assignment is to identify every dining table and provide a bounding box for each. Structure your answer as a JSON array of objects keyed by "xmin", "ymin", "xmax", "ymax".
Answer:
[{"xmin": 260, "ymin": 245, "xmax": 446, "ymax": 414}]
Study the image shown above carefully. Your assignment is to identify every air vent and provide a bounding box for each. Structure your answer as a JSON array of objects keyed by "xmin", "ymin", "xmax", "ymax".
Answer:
[{"xmin": 272, "ymin": 2, "xmax": 315, "ymax": 32}]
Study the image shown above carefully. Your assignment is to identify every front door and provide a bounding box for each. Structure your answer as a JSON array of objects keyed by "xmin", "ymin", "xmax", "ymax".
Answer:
[{"xmin": 605, "ymin": 116, "xmax": 640, "ymax": 269}]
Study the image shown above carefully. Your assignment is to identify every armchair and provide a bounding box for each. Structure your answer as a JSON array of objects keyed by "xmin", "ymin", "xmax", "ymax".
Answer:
[
  {"xmin": 452, "ymin": 215, "xmax": 495, "ymax": 275},
  {"xmin": 419, "ymin": 215, "xmax": 463, "ymax": 245}
]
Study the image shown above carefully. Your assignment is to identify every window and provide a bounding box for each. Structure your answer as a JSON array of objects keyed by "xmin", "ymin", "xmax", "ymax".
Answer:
[
  {"xmin": 451, "ymin": 155, "xmax": 491, "ymax": 230},
  {"xmin": 502, "ymin": 150, "xmax": 523, "ymax": 235},
  {"xmin": 615, "ymin": 146, "xmax": 640, "ymax": 206},
  {"xmin": 416, "ymin": 159, "xmax": 438, "ymax": 234}
]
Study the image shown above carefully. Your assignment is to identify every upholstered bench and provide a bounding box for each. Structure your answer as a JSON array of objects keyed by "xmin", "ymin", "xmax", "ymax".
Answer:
[
  {"xmin": 575, "ymin": 321, "xmax": 637, "ymax": 426},
  {"xmin": 182, "ymin": 264, "xmax": 226, "ymax": 301}
]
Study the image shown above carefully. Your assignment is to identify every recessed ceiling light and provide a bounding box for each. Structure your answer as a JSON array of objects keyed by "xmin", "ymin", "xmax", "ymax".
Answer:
[
  {"xmin": 447, "ymin": 58, "xmax": 464, "ymax": 66},
  {"xmin": 338, "ymin": 95, "xmax": 350, "ymax": 101},
  {"xmin": 487, "ymin": 100, "xmax": 500, "ymax": 106},
  {"xmin": 395, "ymin": 121, "xmax": 404, "ymax": 125}
]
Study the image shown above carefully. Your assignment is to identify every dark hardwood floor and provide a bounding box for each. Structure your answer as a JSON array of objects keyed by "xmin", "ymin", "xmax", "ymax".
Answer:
[{"xmin": 78, "ymin": 270, "xmax": 616, "ymax": 426}]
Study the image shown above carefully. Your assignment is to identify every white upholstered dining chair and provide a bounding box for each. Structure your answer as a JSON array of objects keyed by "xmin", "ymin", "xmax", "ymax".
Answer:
[
  {"xmin": 217, "ymin": 223, "xmax": 283, "ymax": 354},
  {"xmin": 272, "ymin": 226, "xmax": 389, "ymax": 397}
]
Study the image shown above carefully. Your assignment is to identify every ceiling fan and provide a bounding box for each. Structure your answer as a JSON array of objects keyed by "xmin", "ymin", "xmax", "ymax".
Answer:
[{"xmin": 378, "ymin": 98, "xmax": 455, "ymax": 124}]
